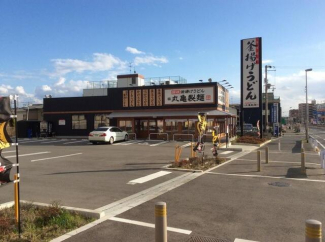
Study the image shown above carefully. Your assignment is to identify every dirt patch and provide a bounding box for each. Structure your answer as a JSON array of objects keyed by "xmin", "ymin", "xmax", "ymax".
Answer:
[
  {"xmin": 235, "ymin": 136, "xmax": 268, "ymax": 144},
  {"xmin": 170, "ymin": 156, "xmax": 228, "ymax": 171}
]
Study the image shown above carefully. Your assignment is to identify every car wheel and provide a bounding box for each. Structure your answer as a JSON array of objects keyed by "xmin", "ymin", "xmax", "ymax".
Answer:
[
  {"xmin": 109, "ymin": 137, "xmax": 114, "ymax": 144},
  {"xmin": 91, "ymin": 141, "xmax": 97, "ymax": 145},
  {"xmin": 124, "ymin": 134, "xmax": 128, "ymax": 141}
]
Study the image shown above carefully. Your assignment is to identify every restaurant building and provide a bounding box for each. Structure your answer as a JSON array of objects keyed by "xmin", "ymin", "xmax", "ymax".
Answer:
[{"xmin": 43, "ymin": 74, "xmax": 236, "ymax": 140}]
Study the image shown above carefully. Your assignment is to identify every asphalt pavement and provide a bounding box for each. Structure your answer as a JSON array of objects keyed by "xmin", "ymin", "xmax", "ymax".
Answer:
[{"xmin": 1, "ymin": 133, "xmax": 324, "ymax": 242}]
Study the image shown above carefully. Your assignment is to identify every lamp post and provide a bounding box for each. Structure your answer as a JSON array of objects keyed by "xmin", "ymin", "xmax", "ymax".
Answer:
[
  {"xmin": 264, "ymin": 65, "xmax": 275, "ymax": 135},
  {"xmin": 305, "ymin": 68, "xmax": 312, "ymax": 142}
]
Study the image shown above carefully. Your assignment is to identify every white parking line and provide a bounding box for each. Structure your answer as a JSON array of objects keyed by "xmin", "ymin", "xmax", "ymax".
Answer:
[
  {"xmin": 180, "ymin": 142, "xmax": 192, "ymax": 148},
  {"xmin": 31, "ymin": 153, "xmax": 83, "ymax": 162},
  {"xmin": 128, "ymin": 171, "xmax": 171, "ymax": 185},
  {"xmin": 220, "ymin": 151, "xmax": 234, "ymax": 155},
  {"xmin": 40, "ymin": 139, "xmax": 67, "ymax": 144},
  {"xmin": 234, "ymin": 239, "xmax": 258, "ymax": 242},
  {"xmin": 63, "ymin": 140, "xmax": 88, "ymax": 145},
  {"xmin": 150, "ymin": 141, "xmax": 169, "ymax": 147},
  {"xmin": 19, "ymin": 139, "xmax": 45, "ymax": 144},
  {"xmin": 2, "ymin": 150, "xmax": 16, "ymax": 153},
  {"xmin": 109, "ymin": 217, "xmax": 192, "ymax": 235},
  {"xmin": 113, "ymin": 141, "xmax": 141, "ymax": 146},
  {"xmin": 208, "ymin": 172, "xmax": 325, "ymax": 183},
  {"xmin": 6, "ymin": 152, "xmax": 50, "ymax": 158}
]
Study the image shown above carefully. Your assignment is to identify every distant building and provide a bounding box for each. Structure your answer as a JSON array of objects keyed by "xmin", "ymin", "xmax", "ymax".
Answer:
[
  {"xmin": 298, "ymin": 102, "xmax": 316, "ymax": 124},
  {"xmin": 289, "ymin": 109, "xmax": 299, "ymax": 124}
]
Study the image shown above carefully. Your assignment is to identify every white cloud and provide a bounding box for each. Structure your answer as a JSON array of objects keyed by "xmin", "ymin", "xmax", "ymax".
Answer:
[
  {"xmin": 15, "ymin": 86, "xmax": 26, "ymax": 95},
  {"xmin": 266, "ymin": 70, "xmax": 325, "ymax": 116},
  {"xmin": 51, "ymin": 53, "xmax": 127, "ymax": 76},
  {"xmin": 134, "ymin": 56, "xmax": 168, "ymax": 66},
  {"xmin": 126, "ymin": 47, "xmax": 145, "ymax": 55},
  {"xmin": 262, "ymin": 59, "xmax": 273, "ymax": 64},
  {"xmin": 42, "ymin": 85, "xmax": 52, "ymax": 91},
  {"xmin": 0, "ymin": 85, "xmax": 13, "ymax": 94},
  {"xmin": 54, "ymin": 77, "xmax": 66, "ymax": 86}
]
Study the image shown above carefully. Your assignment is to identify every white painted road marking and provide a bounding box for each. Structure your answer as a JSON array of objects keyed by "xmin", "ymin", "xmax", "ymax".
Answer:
[
  {"xmin": 180, "ymin": 142, "xmax": 192, "ymax": 148},
  {"xmin": 109, "ymin": 216, "xmax": 192, "ymax": 235},
  {"xmin": 236, "ymin": 158, "xmax": 320, "ymax": 165},
  {"xmin": 63, "ymin": 140, "xmax": 88, "ymax": 145},
  {"xmin": 6, "ymin": 152, "xmax": 50, "ymax": 158},
  {"xmin": 208, "ymin": 172, "xmax": 325, "ymax": 183},
  {"xmin": 41, "ymin": 139, "xmax": 67, "ymax": 144},
  {"xmin": 19, "ymin": 140, "xmax": 45, "ymax": 144},
  {"xmin": 234, "ymin": 239, "xmax": 259, "ymax": 242},
  {"xmin": 31, "ymin": 153, "xmax": 83, "ymax": 162},
  {"xmin": 2, "ymin": 150, "xmax": 16, "ymax": 153},
  {"xmin": 113, "ymin": 141, "xmax": 141, "ymax": 146},
  {"xmin": 220, "ymin": 151, "xmax": 234, "ymax": 155},
  {"xmin": 128, "ymin": 171, "xmax": 172, "ymax": 185},
  {"xmin": 150, "ymin": 141, "xmax": 169, "ymax": 146}
]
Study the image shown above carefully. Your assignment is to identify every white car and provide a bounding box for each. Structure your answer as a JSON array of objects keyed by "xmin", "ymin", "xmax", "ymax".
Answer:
[{"xmin": 88, "ymin": 126, "xmax": 128, "ymax": 144}]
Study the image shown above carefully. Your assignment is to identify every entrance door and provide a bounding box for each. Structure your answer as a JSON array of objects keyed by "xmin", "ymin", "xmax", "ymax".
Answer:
[{"xmin": 135, "ymin": 119, "xmax": 148, "ymax": 139}]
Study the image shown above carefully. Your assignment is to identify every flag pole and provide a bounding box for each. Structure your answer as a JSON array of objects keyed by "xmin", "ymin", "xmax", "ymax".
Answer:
[{"xmin": 13, "ymin": 95, "xmax": 21, "ymax": 238}]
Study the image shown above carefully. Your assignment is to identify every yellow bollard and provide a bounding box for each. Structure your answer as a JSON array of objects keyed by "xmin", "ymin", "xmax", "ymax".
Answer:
[
  {"xmin": 14, "ymin": 174, "xmax": 19, "ymax": 224},
  {"xmin": 155, "ymin": 202, "xmax": 167, "ymax": 242},
  {"xmin": 265, "ymin": 147, "xmax": 269, "ymax": 164},
  {"xmin": 305, "ymin": 219, "xmax": 322, "ymax": 242},
  {"xmin": 257, "ymin": 151, "xmax": 261, "ymax": 172},
  {"xmin": 301, "ymin": 152, "xmax": 306, "ymax": 175}
]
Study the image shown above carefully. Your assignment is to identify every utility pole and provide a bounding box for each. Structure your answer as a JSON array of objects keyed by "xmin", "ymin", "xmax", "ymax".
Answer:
[
  {"xmin": 265, "ymin": 66, "xmax": 269, "ymax": 134},
  {"xmin": 305, "ymin": 68, "xmax": 312, "ymax": 142}
]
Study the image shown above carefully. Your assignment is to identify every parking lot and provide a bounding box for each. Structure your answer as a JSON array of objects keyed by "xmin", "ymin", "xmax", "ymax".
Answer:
[
  {"xmin": 2, "ymin": 135, "xmax": 324, "ymax": 242},
  {"xmin": 0, "ymin": 137, "xmax": 240, "ymax": 210}
]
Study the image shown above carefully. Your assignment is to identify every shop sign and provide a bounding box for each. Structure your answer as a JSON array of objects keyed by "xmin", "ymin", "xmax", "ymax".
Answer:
[
  {"xmin": 218, "ymin": 86, "xmax": 225, "ymax": 105},
  {"xmin": 59, "ymin": 119, "xmax": 65, "ymax": 125},
  {"xmin": 149, "ymin": 89, "xmax": 155, "ymax": 106},
  {"xmin": 242, "ymin": 37, "xmax": 261, "ymax": 108},
  {"xmin": 271, "ymin": 103, "xmax": 278, "ymax": 123},
  {"xmin": 143, "ymin": 89, "xmax": 148, "ymax": 106},
  {"xmin": 156, "ymin": 88, "xmax": 163, "ymax": 106},
  {"xmin": 164, "ymin": 87, "xmax": 214, "ymax": 105},
  {"xmin": 136, "ymin": 90, "xmax": 142, "ymax": 107},
  {"xmin": 123, "ymin": 90, "xmax": 128, "ymax": 107},
  {"xmin": 129, "ymin": 90, "xmax": 135, "ymax": 107}
]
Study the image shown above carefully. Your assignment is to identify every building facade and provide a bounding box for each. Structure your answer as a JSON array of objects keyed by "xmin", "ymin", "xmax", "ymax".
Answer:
[{"xmin": 43, "ymin": 74, "xmax": 236, "ymax": 139}]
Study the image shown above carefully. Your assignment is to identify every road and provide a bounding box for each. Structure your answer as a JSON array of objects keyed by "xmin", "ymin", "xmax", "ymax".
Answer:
[{"xmin": 309, "ymin": 125, "xmax": 325, "ymax": 149}]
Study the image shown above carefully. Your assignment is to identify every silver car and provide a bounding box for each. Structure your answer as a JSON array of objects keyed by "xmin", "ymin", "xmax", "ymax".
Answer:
[{"xmin": 88, "ymin": 126, "xmax": 128, "ymax": 144}]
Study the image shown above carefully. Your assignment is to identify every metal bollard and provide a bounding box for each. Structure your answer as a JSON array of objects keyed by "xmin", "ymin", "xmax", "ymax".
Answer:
[
  {"xmin": 305, "ymin": 219, "xmax": 322, "ymax": 242},
  {"xmin": 301, "ymin": 152, "xmax": 306, "ymax": 175},
  {"xmin": 278, "ymin": 141, "xmax": 281, "ymax": 151},
  {"xmin": 155, "ymin": 202, "xmax": 167, "ymax": 242},
  {"xmin": 257, "ymin": 150, "xmax": 261, "ymax": 172},
  {"xmin": 265, "ymin": 147, "xmax": 269, "ymax": 164},
  {"xmin": 301, "ymin": 148, "xmax": 305, "ymax": 153}
]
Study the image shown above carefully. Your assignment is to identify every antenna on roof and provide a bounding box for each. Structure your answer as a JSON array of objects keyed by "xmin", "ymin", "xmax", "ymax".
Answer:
[{"xmin": 129, "ymin": 62, "xmax": 133, "ymax": 74}]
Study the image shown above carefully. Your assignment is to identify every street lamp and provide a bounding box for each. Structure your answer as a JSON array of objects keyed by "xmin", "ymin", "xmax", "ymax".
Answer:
[
  {"xmin": 264, "ymin": 65, "xmax": 275, "ymax": 134},
  {"xmin": 305, "ymin": 68, "xmax": 312, "ymax": 142}
]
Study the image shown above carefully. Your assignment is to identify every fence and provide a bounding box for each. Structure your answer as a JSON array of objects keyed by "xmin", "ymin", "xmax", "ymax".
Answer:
[
  {"xmin": 149, "ymin": 133, "xmax": 169, "ymax": 141},
  {"xmin": 172, "ymin": 134, "xmax": 194, "ymax": 142}
]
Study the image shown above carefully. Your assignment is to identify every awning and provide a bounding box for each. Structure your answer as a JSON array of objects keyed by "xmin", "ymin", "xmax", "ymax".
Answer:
[{"xmin": 107, "ymin": 109, "xmax": 234, "ymax": 118}]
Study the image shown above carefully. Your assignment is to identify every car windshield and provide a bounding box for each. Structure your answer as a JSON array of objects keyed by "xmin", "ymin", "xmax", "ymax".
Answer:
[{"xmin": 94, "ymin": 127, "xmax": 109, "ymax": 131}]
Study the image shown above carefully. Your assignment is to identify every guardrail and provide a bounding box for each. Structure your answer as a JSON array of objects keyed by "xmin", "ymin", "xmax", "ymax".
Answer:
[
  {"xmin": 172, "ymin": 134, "xmax": 194, "ymax": 142},
  {"xmin": 149, "ymin": 133, "xmax": 169, "ymax": 141},
  {"xmin": 127, "ymin": 133, "xmax": 137, "ymax": 140},
  {"xmin": 309, "ymin": 135, "xmax": 325, "ymax": 152}
]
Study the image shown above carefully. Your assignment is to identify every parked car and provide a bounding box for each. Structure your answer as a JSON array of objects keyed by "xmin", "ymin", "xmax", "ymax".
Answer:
[
  {"xmin": 243, "ymin": 123, "xmax": 253, "ymax": 132},
  {"xmin": 88, "ymin": 126, "xmax": 128, "ymax": 144}
]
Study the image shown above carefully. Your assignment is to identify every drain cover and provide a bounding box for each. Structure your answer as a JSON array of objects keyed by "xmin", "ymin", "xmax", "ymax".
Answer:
[
  {"xmin": 268, "ymin": 181, "xmax": 290, "ymax": 187},
  {"xmin": 185, "ymin": 235, "xmax": 231, "ymax": 242}
]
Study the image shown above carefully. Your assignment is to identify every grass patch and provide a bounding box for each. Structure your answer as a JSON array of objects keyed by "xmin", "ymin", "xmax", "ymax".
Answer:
[
  {"xmin": 0, "ymin": 202, "xmax": 95, "ymax": 242},
  {"xmin": 170, "ymin": 156, "xmax": 227, "ymax": 171},
  {"xmin": 235, "ymin": 136, "xmax": 268, "ymax": 144}
]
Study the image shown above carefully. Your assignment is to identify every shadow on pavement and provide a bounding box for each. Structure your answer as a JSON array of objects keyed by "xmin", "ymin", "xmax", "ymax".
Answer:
[
  {"xmin": 286, "ymin": 167, "xmax": 307, "ymax": 178},
  {"xmin": 292, "ymin": 141, "xmax": 302, "ymax": 153}
]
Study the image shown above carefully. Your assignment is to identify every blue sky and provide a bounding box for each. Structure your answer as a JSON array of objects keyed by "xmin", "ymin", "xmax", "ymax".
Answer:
[{"xmin": 0, "ymin": 0, "xmax": 325, "ymax": 115}]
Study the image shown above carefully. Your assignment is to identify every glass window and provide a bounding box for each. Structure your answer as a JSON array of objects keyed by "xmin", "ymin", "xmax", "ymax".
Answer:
[
  {"xmin": 149, "ymin": 120, "xmax": 156, "ymax": 131},
  {"xmin": 188, "ymin": 120, "xmax": 196, "ymax": 134},
  {"xmin": 140, "ymin": 120, "xmax": 148, "ymax": 131},
  {"xmin": 165, "ymin": 120, "xmax": 177, "ymax": 131},
  {"xmin": 157, "ymin": 120, "xmax": 163, "ymax": 133},
  {"xmin": 94, "ymin": 114, "xmax": 109, "ymax": 129},
  {"xmin": 72, "ymin": 115, "xmax": 87, "ymax": 130},
  {"xmin": 119, "ymin": 120, "xmax": 133, "ymax": 132},
  {"xmin": 95, "ymin": 127, "xmax": 109, "ymax": 131}
]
